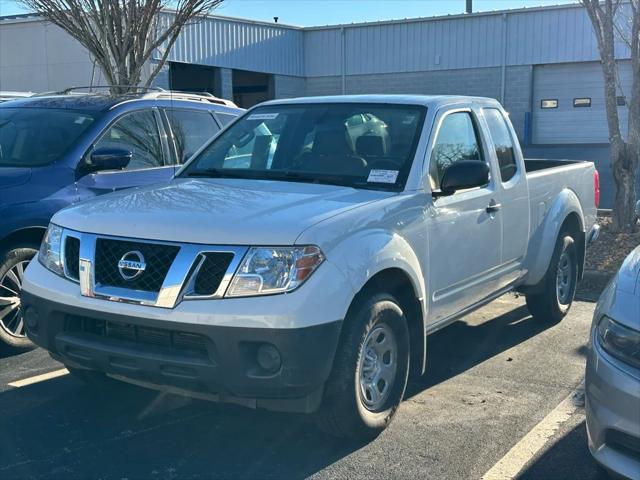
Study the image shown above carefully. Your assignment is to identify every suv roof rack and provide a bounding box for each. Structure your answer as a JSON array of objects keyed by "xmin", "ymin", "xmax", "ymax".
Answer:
[
  {"xmin": 141, "ymin": 91, "xmax": 237, "ymax": 108},
  {"xmin": 32, "ymin": 85, "xmax": 237, "ymax": 107}
]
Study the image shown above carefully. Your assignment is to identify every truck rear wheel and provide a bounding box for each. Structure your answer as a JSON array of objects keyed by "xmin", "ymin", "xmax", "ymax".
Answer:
[
  {"xmin": 0, "ymin": 245, "xmax": 38, "ymax": 350},
  {"xmin": 526, "ymin": 232, "xmax": 578, "ymax": 323},
  {"xmin": 315, "ymin": 292, "xmax": 410, "ymax": 439}
]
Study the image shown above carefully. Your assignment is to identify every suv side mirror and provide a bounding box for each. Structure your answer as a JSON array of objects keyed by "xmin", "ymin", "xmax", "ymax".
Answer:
[
  {"xmin": 438, "ymin": 161, "xmax": 490, "ymax": 196},
  {"xmin": 82, "ymin": 147, "xmax": 132, "ymax": 173}
]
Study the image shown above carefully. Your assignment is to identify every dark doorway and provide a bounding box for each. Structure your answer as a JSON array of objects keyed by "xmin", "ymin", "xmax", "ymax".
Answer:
[
  {"xmin": 169, "ymin": 62, "xmax": 220, "ymax": 96},
  {"xmin": 232, "ymin": 69, "xmax": 274, "ymax": 108}
]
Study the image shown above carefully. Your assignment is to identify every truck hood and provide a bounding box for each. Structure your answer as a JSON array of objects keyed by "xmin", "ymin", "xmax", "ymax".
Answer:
[
  {"xmin": 0, "ymin": 167, "xmax": 31, "ymax": 189},
  {"xmin": 53, "ymin": 178, "xmax": 394, "ymax": 245}
]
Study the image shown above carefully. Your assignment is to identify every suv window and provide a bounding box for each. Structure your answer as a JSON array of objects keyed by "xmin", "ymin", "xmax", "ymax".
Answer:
[
  {"xmin": 166, "ymin": 109, "xmax": 220, "ymax": 163},
  {"xmin": 215, "ymin": 112, "xmax": 237, "ymax": 127},
  {"xmin": 484, "ymin": 108, "xmax": 517, "ymax": 182},
  {"xmin": 429, "ymin": 112, "xmax": 484, "ymax": 190},
  {"xmin": 94, "ymin": 109, "xmax": 164, "ymax": 170}
]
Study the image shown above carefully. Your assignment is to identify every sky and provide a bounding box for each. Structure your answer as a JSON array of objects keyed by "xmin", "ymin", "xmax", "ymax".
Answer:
[{"xmin": 0, "ymin": 0, "xmax": 579, "ymax": 26}]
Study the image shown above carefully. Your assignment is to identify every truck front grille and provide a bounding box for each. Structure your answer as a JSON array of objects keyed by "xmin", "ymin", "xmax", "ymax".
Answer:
[
  {"xmin": 94, "ymin": 238, "xmax": 179, "ymax": 292},
  {"xmin": 192, "ymin": 253, "xmax": 235, "ymax": 296},
  {"xmin": 64, "ymin": 236, "xmax": 80, "ymax": 281},
  {"xmin": 65, "ymin": 315, "xmax": 210, "ymax": 358}
]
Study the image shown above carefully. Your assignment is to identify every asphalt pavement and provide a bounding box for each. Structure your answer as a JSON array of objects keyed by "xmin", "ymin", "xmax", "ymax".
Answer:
[{"xmin": 0, "ymin": 295, "xmax": 606, "ymax": 479}]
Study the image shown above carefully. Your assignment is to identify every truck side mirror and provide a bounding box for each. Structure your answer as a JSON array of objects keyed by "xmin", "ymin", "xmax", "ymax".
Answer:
[
  {"xmin": 439, "ymin": 160, "xmax": 490, "ymax": 196},
  {"xmin": 82, "ymin": 147, "xmax": 132, "ymax": 174}
]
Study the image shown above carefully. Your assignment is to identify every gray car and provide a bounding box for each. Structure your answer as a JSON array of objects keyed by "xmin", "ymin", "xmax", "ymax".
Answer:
[{"xmin": 586, "ymin": 208, "xmax": 640, "ymax": 479}]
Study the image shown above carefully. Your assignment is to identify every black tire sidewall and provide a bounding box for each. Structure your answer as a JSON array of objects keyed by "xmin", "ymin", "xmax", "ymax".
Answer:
[
  {"xmin": 552, "ymin": 235, "xmax": 578, "ymax": 314},
  {"xmin": 0, "ymin": 245, "xmax": 38, "ymax": 348},
  {"xmin": 319, "ymin": 292, "xmax": 410, "ymax": 437},
  {"xmin": 354, "ymin": 297, "xmax": 410, "ymax": 428}
]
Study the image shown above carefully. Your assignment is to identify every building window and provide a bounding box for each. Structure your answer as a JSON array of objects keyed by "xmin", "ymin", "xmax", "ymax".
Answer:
[
  {"xmin": 541, "ymin": 99, "xmax": 558, "ymax": 109},
  {"xmin": 617, "ymin": 96, "xmax": 626, "ymax": 106},
  {"xmin": 573, "ymin": 98, "xmax": 591, "ymax": 108}
]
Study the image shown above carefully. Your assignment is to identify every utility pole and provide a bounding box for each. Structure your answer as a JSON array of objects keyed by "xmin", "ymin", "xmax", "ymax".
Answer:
[{"xmin": 466, "ymin": 0, "xmax": 472, "ymax": 13}]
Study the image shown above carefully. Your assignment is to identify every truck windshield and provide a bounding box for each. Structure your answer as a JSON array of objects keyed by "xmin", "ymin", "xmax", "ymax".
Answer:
[
  {"xmin": 180, "ymin": 103, "xmax": 426, "ymax": 191},
  {"xmin": 0, "ymin": 108, "xmax": 98, "ymax": 167}
]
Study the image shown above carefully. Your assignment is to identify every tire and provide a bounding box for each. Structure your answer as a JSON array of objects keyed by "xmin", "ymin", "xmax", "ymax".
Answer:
[
  {"xmin": 315, "ymin": 292, "xmax": 410, "ymax": 439},
  {"xmin": 526, "ymin": 232, "xmax": 578, "ymax": 323},
  {"xmin": 0, "ymin": 245, "xmax": 38, "ymax": 349}
]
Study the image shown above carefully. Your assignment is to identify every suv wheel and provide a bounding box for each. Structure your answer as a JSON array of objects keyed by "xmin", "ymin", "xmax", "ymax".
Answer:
[
  {"xmin": 315, "ymin": 292, "xmax": 410, "ymax": 439},
  {"xmin": 0, "ymin": 246, "xmax": 38, "ymax": 349}
]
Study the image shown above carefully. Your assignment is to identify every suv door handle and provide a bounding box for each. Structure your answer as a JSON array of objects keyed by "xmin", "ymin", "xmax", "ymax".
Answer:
[{"xmin": 486, "ymin": 201, "xmax": 502, "ymax": 213}]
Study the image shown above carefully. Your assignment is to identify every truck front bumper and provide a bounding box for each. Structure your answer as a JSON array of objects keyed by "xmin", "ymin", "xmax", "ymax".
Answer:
[{"xmin": 23, "ymin": 290, "xmax": 341, "ymax": 413}]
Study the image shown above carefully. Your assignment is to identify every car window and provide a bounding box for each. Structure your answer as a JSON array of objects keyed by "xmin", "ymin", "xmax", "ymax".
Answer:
[
  {"xmin": 484, "ymin": 108, "xmax": 517, "ymax": 182},
  {"xmin": 166, "ymin": 109, "xmax": 220, "ymax": 163},
  {"xmin": 429, "ymin": 111, "xmax": 484, "ymax": 190},
  {"xmin": 0, "ymin": 108, "xmax": 98, "ymax": 167},
  {"xmin": 215, "ymin": 112, "xmax": 237, "ymax": 127},
  {"xmin": 181, "ymin": 103, "xmax": 426, "ymax": 192},
  {"xmin": 94, "ymin": 109, "xmax": 164, "ymax": 170}
]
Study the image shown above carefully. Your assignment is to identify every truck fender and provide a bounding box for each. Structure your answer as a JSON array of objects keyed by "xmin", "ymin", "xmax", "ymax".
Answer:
[
  {"xmin": 522, "ymin": 188, "xmax": 585, "ymax": 288},
  {"xmin": 329, "ymin": 229, "xmax": 428, "ymax": 373}
]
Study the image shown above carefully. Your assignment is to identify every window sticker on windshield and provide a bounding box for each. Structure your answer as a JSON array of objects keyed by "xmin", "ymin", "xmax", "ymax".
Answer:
[
  {"xmin": 247, "ymin": 113, "xmax": 279, "ymax": 121},
  {"xmin": 402, "ymin": 115, "xmax": 417, "ymax": 125},
  {"xmin": 367, "ymin": 169, "xmax": 399, "ymax": 184}
]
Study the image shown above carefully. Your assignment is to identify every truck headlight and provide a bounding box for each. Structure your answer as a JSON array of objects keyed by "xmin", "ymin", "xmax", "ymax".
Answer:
[
  {"xmin": 597, "ymin": 315, "xmax": 640, "ymax": 369},
  {"xmin": 226, "ymin": 246, "xmax": 324, "ymax": 297},
  {"xmin": 38, "ymin": 223, "xmax": 64, "ymax": 276}
]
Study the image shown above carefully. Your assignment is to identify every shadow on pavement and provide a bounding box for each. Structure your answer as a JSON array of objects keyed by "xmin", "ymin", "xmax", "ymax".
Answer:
[
  {"xmin": 0, "ymin": 302, "xmax": 557, "ymax": 479},
  {"xmin": 517, "ymin": 420, "xmax": 606, "ymax": 480},
  {"xmin": 406, "ymin": 304, "xmax": 553, "ymax": 398}
]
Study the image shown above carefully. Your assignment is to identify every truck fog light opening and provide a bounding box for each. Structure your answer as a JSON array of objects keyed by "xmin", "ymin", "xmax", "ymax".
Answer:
[{"xmin": 257, "ymin": 344, "xmax": 282, "ymax": 373}]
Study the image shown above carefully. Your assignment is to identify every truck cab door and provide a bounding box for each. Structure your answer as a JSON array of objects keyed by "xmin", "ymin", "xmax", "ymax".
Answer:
[
  {"xmin": 480, "ymin": 107, "xmax": 529, "ymax": 284},
  {"xmin": 75, "ymin": 108, "xmax": 176, "ymax": 197},
  {"xmin": 426, "ymin": 108, "xmax": 504, "ymax": 325}
]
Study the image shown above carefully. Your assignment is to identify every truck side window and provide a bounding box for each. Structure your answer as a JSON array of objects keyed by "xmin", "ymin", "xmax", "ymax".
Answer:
[
  {"xmin": 166, "ymin": 109, "xmax": 220, "ymax": 163},
  {"xmin": 94, "ymin": 110, "xmax": 164, "ymax": 170},
  {"xmin": 429, "ymin": 112, "xmax": 483, "ymax": 190},
  {"xmin": 484, "ymin": 108, "xmax": 517, "ymax": 182}
]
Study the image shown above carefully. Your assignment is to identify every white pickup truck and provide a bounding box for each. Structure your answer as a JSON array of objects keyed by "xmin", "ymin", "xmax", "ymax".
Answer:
[{"xmin": 22, "ymin": 95, "xmax": 600, "ymax": 438}]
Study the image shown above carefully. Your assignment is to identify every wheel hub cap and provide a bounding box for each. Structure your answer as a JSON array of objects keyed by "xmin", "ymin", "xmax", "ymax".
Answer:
[
  {"xmin": 358, "ymin": 324, "xmax": 397, "ymax": 411},
  {"xmin": 0, "ymin": 260, "xmax": 29, "ymax": 338},
  {"xmin": 556, "ymin": 251, "xmax": 574, "ymax": 305}
]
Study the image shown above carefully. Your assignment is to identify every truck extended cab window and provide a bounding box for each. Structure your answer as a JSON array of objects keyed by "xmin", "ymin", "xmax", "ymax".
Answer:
[
  {"xmin": 483, "ymin": 108, "xmax": 518, "ymax": 182},
  {"xmin": 0, "ymin": 108, "xmax": 97, "ymax": 167},
  {"xmin": 181, "ymin": 103, "xmax": 426, "ymax": 191}
]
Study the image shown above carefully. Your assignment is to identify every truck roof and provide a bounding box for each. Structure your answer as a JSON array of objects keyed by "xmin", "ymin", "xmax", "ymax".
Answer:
[{"xmin": 261, "ymin": 94, "xmax": 502, "ymax": 108}]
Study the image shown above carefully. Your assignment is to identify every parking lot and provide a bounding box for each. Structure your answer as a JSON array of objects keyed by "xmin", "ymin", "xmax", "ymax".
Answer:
[{"xmin": 0, "ymin": 294, "xmax": 605, "ymax": 479}]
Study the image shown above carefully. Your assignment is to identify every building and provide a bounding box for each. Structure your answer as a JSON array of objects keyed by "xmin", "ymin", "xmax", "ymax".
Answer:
[{"xmin": 0, "ymin": 3, "xmax": 634, "ymax": 145}]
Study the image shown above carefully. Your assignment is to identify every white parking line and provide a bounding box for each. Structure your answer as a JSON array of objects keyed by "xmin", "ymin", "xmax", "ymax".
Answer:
[
  {"xmin": 481, "ymin": 382, "xmax": 585, "ymax": 480},
  {"xmin": 8, "ymin": 368, "xmax": 69, "ymax": 388}
]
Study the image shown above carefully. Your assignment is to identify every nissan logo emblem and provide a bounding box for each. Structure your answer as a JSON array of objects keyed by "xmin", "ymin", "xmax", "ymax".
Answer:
[{"xmin": 117, "ymin": 251, "xmax": 146, "ymax": 281}]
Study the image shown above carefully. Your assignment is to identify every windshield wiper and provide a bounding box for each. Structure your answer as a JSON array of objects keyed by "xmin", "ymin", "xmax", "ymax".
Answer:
[{"xmin": 185, "ymin": 168, "xmax": 258, "ymax": 179}]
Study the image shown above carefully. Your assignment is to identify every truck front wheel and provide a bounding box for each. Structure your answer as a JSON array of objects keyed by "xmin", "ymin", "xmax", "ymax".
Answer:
[
  {"xmin": 526, "ymin": 232, "xmax": 578, "ymax": 323},
  {"xmin": 315, "ymin": 292, "xmax": 410, "ymax": 439}
]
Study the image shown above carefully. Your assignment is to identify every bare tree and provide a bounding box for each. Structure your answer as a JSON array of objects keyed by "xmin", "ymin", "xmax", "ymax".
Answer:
[
  {"xmin": 18, "ymin": 0, "xmax": 225, "ymax": 93},
  {"xmin": 582, "ymin": 0, "xmax": 640, "ymax": 232}
]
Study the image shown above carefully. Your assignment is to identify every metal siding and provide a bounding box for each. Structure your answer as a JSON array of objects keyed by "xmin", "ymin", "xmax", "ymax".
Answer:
[
  {"xmin": 532, "ymin": 62, "xmax": 632, "ymax": 144},
  {"xmin": 163, "ymin": 13, "xmax": 304, "ymax": 76}
]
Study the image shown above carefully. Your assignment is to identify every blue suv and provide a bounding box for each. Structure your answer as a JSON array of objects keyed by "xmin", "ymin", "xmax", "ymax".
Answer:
[{"xmin": 0, "ymin": 90, "xmax": 242, "ymax": 348}]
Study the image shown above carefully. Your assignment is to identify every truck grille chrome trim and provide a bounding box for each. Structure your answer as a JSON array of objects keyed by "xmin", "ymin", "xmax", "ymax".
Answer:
[{"xmin": 65, "ymin": 230, "xmax": 248, "ymax": 308}]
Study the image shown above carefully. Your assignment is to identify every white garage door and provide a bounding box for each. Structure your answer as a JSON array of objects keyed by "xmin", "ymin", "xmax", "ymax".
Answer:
[{"xmin": 532, "ymin": 61, "xmax": 631, "ymax": 144}]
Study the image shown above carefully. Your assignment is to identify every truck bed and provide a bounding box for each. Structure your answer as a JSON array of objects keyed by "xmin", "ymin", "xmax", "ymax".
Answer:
[{"xmin": 524, "ymin": 158, "xmax": 583, "ymax": 173}]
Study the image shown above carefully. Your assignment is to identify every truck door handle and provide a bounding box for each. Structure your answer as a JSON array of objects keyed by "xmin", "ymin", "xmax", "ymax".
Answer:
[{"xmin": 486, "ymin": 201, "xmax": 502, "ymax": 213}]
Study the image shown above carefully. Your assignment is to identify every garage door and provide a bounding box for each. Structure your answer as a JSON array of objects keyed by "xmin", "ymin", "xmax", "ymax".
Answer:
[{"xmin": 532, "ymin": 61, "xmax": 631, "ymax": 144}]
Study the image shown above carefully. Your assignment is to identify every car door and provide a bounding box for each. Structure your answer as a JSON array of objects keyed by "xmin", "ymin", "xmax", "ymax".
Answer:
[
  {"xmin": 426, "ymin": 107, "xmax": 504, "ymax": 324},
  {"xmin": 481, "ymin": 107, "xmax": 530, "ymax": 285},
  {"xmin": 75, "ymin": 108, "xmax": 176, "ymax": 196},
  {"xmin": 162, "ymin": 108, "xmax": 221, "ymax": 164}
]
